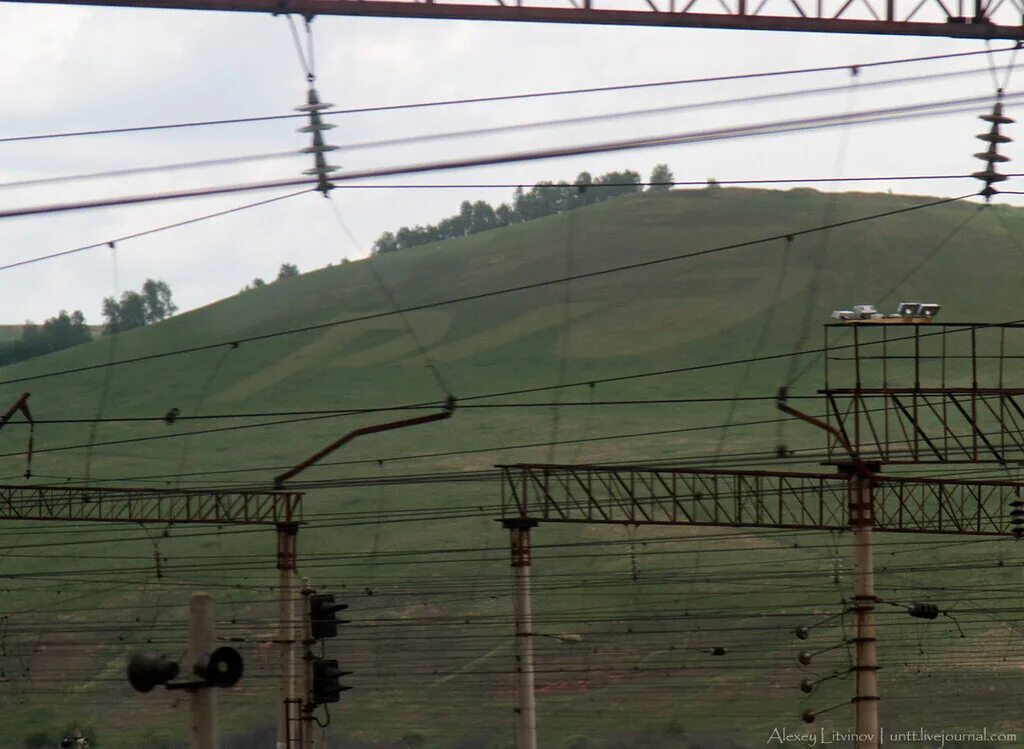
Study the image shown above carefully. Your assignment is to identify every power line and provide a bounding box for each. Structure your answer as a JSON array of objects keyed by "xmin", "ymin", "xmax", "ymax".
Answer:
[
  {"xmin": 0, "ymin": 91, "xmax": 1008, "ymax": 221},
  {"xmin": 2, "ymin": 45, "xmax": 1013, "ymax": 145},
  {"xmin": 5, "ymin": 65, "xmax": 1015, "ymax": 195},
  {"xmin": 0, "ymin": 185, "xmax": 315, "ymax": 271},
  {"xmin": 0, "ymin": 172, "xmax": 993, "ymax": 275},
  {"xmin": 334, "ymin": 63, "xmax": 1022, "ymax": 155},
  {"xmin": 0, "ymin": 150, "xmax": 301, "ymax": 192}
]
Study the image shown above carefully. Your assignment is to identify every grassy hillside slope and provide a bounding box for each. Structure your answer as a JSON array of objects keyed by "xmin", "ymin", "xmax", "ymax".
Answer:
[{"xmin": 0, "ymin": 187, "xmax": 1022, "ymax": 748}]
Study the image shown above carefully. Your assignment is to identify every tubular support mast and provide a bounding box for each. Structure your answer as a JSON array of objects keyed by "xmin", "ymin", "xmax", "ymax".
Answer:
[
  {"xmin": 277, "ymin": 523, "xmax": 300, "ymax": 749},
  {"xmin": 504, "ymin": 519, "xmax": 539, "ymax": 749},
  {"xmin": 12, "ymin": 0, "xmax": 1024, "ymax": 39}
]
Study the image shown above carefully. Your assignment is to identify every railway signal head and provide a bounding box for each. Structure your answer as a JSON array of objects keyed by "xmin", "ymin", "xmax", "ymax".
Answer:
[
  {"xmin": 312, "ymin": 657, "xmax": 352, "ymax": 705},
  {"xmin": 310, "ymin": 593, "xmax": 349, "ymax": 640},
  {"xmin": 127, "ymin": 653, "xmax": 180, "ymax": 693}
]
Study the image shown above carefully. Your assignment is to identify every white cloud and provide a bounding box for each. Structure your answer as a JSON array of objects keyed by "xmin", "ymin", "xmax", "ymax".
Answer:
[{"xmin": 0, "ymin": 4, "xmax": 1012, "ymax": 323}]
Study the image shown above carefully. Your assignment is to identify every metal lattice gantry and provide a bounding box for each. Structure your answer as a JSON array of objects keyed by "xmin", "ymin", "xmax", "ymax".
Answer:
[
  {"xmin": 0, "ymin": 482, "xmax": 306, "ymax": 746},
  {"xmin": 16, "ymin": 0, "xmax": 1024, "ymax": 38},
  {"xmin": 500, "ymin": 462, "xmax": 1022, "ymax": 535},
  {"xmin": 823, "ymin": 322, "xmax": 1024, "ymax": 465},
  {"xmin": 0, "ymin": 483, "xmax": 302, "ymax": 525}
]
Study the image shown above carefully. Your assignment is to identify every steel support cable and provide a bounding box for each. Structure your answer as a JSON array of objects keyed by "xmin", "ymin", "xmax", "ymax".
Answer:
[
  {"xmin": 0, "ymin": 187, "xmax": 315, "ymax": 273},
  {"xmin": 12, "ymin": 396, "xmax": 1006, "ymax": 486},
  {"xmin": 19, "ymin": 434, "xmax": 1018, "ymax": 491},
  {"xmin": 546, "ymin": 204, "xmax": 580, "ymax": 463},
  {"xmin": 0, "ymin": 174, "xmax": 986, "ymax": 275},
  {"xmin": 0, "ymin": 393, "xmax": 828, "ymax": 424},
  {"xmin": 0, "ymin": 393, "xmax": 825, "ymax": 461},
  {"xmin": 0, "ymin": 150, "xmax": 302, "ymax": 192},
  {"xmin": 3, "ymin": 547, "xmax": 1020, "ymax": 579},
  {"xmin": 0, "ymin": 528, "xmax": 980, "ymax": 563},
  {"xmin": 318, "ymin": 173, "xmax": 1004, "ymax": 189},
  {"xmin": 1, "ymin": 45, "xmax": 1014, "ymax": 146},
  {"xmin": 0, "ymin": 534, "xmax": 992, "ymax": 580},
  {"xmin": 710, "ymin": 235, "xmax": 793, "ymax": 466},
  {"xmin": 98, "ymin": 418, "xmax": 1024, "ymax": 486},
  {"xmin": 0, "ymin": 92, "xmax": 1010, "ymax": 220},
  {"xmin": 321, "ymin": 62, "xmax": 1024, "ymax": 155},
  {"xmin": 3, "ymin": 65, "xmax": 1018, "ymax": 195},
  {"xmin": 327, "ymin": 199, "xmax": 452, "ymax": 399}
]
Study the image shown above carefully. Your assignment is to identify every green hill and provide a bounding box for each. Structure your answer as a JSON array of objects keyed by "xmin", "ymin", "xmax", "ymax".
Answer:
[{"xmin": 0, "ymin": 186, "xmax": 1022, "ymax": 748}]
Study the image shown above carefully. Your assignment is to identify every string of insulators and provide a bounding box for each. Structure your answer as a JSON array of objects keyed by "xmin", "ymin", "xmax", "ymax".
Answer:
[
  {"xmin": 1009, "ymin": 498, "xmax": 1024, "ymax": 538},
  {"xmin": 297, "ymin": 87, "xmax": 339, "ymax": 196},
  {"xmin": 906, "ymin": 602, "xmax": 939, "ymax": 619},
  {"xmin": 974, "ymin": 95, "xmax": 1013, "ymax": 201}
]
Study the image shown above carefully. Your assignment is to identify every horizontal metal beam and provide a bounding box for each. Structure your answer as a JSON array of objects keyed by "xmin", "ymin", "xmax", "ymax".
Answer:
[
  {"xmin": 822, "ymin": 390, "xmax": 1024, "ymax": 464},
  {"xmin": 13, "ymin": 0, "xmax": 1024, "ymax": 39},
  {"xmin": 500, "ymin": 463, "xmax": 1017, "ymax": 535},
  {"xmin": 0, "ymin": 484, "xmax": 302, "ymax": 525}
]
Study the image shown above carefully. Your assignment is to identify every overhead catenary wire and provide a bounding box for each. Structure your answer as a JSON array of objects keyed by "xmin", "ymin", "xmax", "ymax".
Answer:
[
  {"xmin": 1, "ymin": 44, "xmax": 1014, "ymax": 146},
  {"xmin": 0, "ymin": 91, "xmax": 1013, "ymax": 221},
  {"xmin": 0, "ymin": 150, "xmax": 302, "ymax": 192},
  {"xmin": 327, "ymin": 199, "xmax": 453, "ymax": 398},
  {"xmin": 0, "ymin": 172, "xmax": 1003, "ymax": 276},
  {"xmin": 7, "ymin": 63, "xmax": 1019, "ymax": 195},
  {"xmin": 0, "ymin": 187, "xmax": 315, "ymax": 273},
  {"xmin": 2, "ymin": 51, "xmax": 1015, "ymax": 721}
]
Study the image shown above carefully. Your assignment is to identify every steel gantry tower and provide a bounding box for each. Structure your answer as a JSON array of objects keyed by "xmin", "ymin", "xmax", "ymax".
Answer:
[
  {"xmin": 0, "ymin": 483, "xmax": 305, "ymax": 748},
  {"xmin": 497, "ymin": 321, "xmax": 1024, "ymax": 749}
]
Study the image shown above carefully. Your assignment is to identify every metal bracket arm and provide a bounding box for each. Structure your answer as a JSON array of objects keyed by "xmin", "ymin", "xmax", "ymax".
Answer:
[{"xmin": 274, "ymin": 397, "xmax": 455, "ymax": 487}]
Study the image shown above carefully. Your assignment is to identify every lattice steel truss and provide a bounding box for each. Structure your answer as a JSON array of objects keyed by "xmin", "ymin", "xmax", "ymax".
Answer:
[
  {"xmin": 500, "ymin": 463, "xmax": 1020, "ymax": 535},
  {"xmin": 20, "ymin": 0, "xmax": 1024, "ymax": 39},
  {"xmin": 823, "ymin": 322, "xmax": 1024, "ymax": 464},
  {"xmin": 0, "ymin": 484, "xmax": 302, "ymax": 525}
]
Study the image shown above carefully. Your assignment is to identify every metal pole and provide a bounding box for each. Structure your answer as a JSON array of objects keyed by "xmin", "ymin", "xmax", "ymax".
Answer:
[
  {"xmin": 850, "ymin": 470, "xmax": 879, "ymax": 749},
  {"xmin": 300, "ymin": 577, "xmax": 315, "ymax": 749},
  {"xmin": 277, "ymin": 523, "xmax": 300, "ymax": 749},
  {"xmin": 503, "ymin": 519, "xmax": 538, "ymax": 749},
  {"xmin": 188, "ymin": 592, "xmax": 217, "ymax": 749}
]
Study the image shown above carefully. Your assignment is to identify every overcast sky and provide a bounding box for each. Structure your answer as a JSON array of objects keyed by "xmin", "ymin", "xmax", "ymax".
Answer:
[{"xmin": 0, "ymin": 2, "xmax": 1018, "ymax": 323}]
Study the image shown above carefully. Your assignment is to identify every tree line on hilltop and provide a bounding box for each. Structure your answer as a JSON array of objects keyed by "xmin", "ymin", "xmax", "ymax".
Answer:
[
  {"xmin": 371, "ymin": 164, "xmax": 674, "ymax": 254},
  {"xmin": 1, "ymin": 164, "xmax": 680, "ymax": 368},
  {"xmin": 0, "ymin": 279, "xmax": 178, "ymax": 367}
]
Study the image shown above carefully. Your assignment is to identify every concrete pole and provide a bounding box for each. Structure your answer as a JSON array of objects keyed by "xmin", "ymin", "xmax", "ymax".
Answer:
[
  {"xmin": 300, "ymin": 577, "xmax": 315, "ymax": 749},
  {"xmin": 277, "ymin": 523, "xmax": 299, "ymax": 749},
  {"xmin": 850, "ymin": 471, "xmax": 879, "ymax": 749},
  {"xmin": 503, "ymin": 519, "xmax": 538, "ymax": 749},
  {"xmin": 187, "ymin": 592, "xmax": 217, "ymax": 749}
]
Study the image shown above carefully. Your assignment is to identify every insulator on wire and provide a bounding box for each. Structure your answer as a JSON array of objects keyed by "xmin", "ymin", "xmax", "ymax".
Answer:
[
  {"xmin": 1009, "ymin": 499, "xmax": 1024, "ymax": 538},
  {"xmin": 981, "ymin": 108, "xmax": 1015, "ymax": 125},
  {"xmin": 797, "ymin": 650, "xmax": 812, "ymax": 665},
  {"xmin": 794, "ymin": 626, "xmax": 810, "ymax": 640},
  {"xmin": 296, "ymin": 87, "xmax": 340, "ymax": 196},
  {"xmin": 800, "ymin": 678, "xmax": 814, "ymax": 694},
  {"xmin": 802, "ymin": 709, "xmax": 816, "ymax": 724},
  {"xmin": 907, "ymin": 602, "xmax": 940, "ymax": 620},
  {"xmin": 974, "ymin": 98, "xmax": 1014, "ymax": 201},
  {"xmin": 977, "ymin": 131, "xmax": 1012, "ymax": 144},
  {"xmin": 974, "ymin": 147, "xmax": 1010, "ymax": 163}
]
